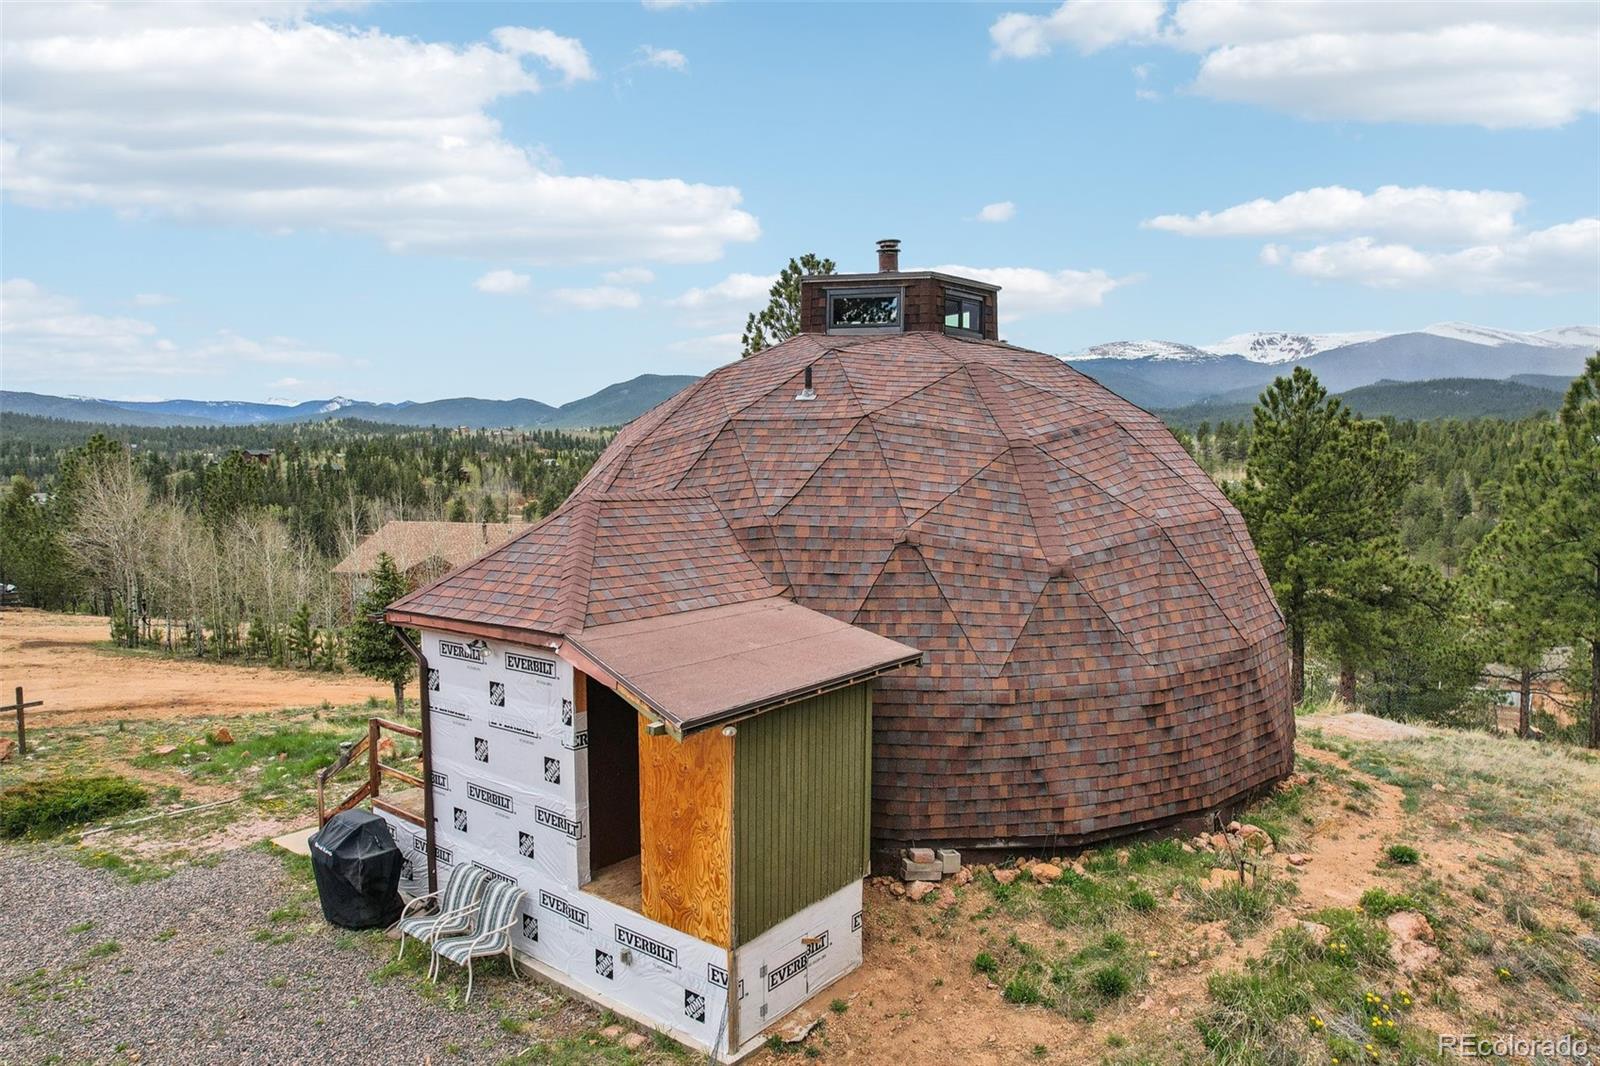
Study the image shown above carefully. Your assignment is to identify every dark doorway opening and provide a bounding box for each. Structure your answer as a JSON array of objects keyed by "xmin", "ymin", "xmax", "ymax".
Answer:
[{"xmin": 585, "ymin": 677, "xmax": 640, "ymax": 876}]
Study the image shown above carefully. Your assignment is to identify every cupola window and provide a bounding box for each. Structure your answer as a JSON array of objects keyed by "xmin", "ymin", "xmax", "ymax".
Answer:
[
  {"xmin": 943, "ymin": 290, "xmax": 985, "ymax": 336},
  {"xmin": 827, "ymin": 288, "xmax": 902, "ymax": 333}
]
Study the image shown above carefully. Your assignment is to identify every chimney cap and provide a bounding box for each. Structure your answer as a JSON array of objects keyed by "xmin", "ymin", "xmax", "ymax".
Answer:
[{"xmin": 876, "ymin": 237, "xmax": 901, "ymax": 273}]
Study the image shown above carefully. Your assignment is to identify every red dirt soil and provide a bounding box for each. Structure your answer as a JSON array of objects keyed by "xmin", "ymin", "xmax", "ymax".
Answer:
[{"xmin": 0, "ymin": 608, "xmax": 389, "ymax": 726}]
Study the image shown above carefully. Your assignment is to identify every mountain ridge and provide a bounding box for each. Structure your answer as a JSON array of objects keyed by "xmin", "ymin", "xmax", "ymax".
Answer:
[
  {"xmin": 1068, "ymin": 323, "xmax": 1594, "ymax": 410},
  {"xmin": 0, "ymin": 374, "xmax": 700, "ymax": 431}
]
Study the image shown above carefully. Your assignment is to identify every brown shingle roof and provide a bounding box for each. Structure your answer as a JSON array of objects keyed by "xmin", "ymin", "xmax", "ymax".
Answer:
[
  {"xmin": 568, "ymin": 598, "xmax": 921, "ymax": 734},
  {"xmin": 333, "ymin": 520, "xmax": 529, "ymax": 577},
  {"xmin": 389, "ymin": 331, "xmax": 1293, "ymax": 851}
]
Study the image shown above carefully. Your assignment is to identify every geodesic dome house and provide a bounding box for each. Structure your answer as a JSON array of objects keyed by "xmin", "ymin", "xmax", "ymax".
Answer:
[{"xmin": 384, "ymin": 240, "xmax": 1292, "ymax": 1057}]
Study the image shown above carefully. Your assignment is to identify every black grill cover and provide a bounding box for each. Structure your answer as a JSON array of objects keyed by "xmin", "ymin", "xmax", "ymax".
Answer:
[{"xmin": 310, "ymin": 810, "xmax": 404, "ymax": 929}]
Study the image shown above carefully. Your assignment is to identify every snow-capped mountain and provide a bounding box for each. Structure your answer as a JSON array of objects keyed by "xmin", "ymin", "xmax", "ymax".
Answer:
[
  {"xmin": 1076, "ymin": 340, "xmax": 1213, "ymax": 362},
  {"xmin": 1067, "ymin": 324, "xmax": 1595, "ymax": 410},
  {"xmin": 1202, "ymin": 331, "xmax": 1384, "ymax": 364}
]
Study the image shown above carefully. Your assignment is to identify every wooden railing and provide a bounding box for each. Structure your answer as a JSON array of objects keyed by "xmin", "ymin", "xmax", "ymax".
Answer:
[{"xmin": 316, "ymin": 717, "xmax": 426, "ymax": 827}]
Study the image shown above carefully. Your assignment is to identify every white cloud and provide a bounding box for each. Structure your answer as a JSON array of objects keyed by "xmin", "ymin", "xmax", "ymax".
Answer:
[
  {"xmin": 990, "ymin": 0, "xmax": 1164, "ymax": 58},
  {"xmin": 551, "ymin": 285, "xmax": 643, "ymax": 310},
  {"xmin": 269, "ymin": 377, "xmax": 306, "ymax": 390},
  {"xmin": 990, "ymin": 1, "xmax": 1600, "ymax": 128},
  {"xmin": 1, "ymin": 5, "xmax": 758, "ymax": 263},
  {"xmin": 489, "ymin": 26, "xmax": 596, "ymax": 85},
  {"xmin": 474, "ymin": 269, "xmax": 532, "ymax": 294},
  {"xmin": 130, "ymin": 292, "xmax": 178, "ymax": 307},
  {"xmin": 636, "ymin": 46, "xmax": 688, "ymax": 71},
  {"xmin": 925, "ymin": 265, "xmax": 1136, "ymax": 319},
  {"xmin": 975, "ymin": 201, "xmax": 1017, "ymax": 224},
  {"xmin": 1261, "ymin": 219, "xmax": 1600, "ymax": 294},
  {"xmin": 0, "ymin": 278, "xmax": 343, "ymax": 383},
  {"xmin": 668, "ymin": 272, "xmax": 775, "ymax": 331},
  {"xmin": 603, "ymin": 267, "xmax": 656, "ymax": 285},
  {"xmin": 669, "ymin": 272, "xmax": 776, "ymax": 310},
  {"xmin": 1145, "ymin": 186, "xmax": 1528, "ymax": 244}
]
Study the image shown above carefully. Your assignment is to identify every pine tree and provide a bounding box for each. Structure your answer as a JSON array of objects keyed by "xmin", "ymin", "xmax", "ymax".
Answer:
[
  {"xmin": 1487, "ymin": 355, "xmax": 1600, "ymax": 745},
  {"xmin": 287, "ymin": 603, "xmax": 315, "ymax": 668},
  {"xmin": 346, "ymin": 551, "xmax": 415, "ymax": 713},
  {"xmin": 740, "ymin": 254, "xmax": 837, "ymax": 357},
  {"xmin": 1232, "ymin": 368, "xmax": 1411, "ymax": 705}
]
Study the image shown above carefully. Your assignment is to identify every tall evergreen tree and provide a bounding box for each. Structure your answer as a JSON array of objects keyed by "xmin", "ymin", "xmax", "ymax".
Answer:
[
  {"xmin": 346, "ymin": 552, "xmax": 414, "ymax": 713},
  {"xmin": 740, "ymin": 253, "xmax": 836, "ymax": 357},
  {"xmin": 1487, "ymin": 355, "xmax": 1600, "ymax": 745},
  {"xmin": 1232, "ymin": 368, "xmax": 1411, "ymax": 705}
]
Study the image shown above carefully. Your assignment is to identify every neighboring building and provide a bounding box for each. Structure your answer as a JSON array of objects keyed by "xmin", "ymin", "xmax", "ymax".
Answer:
[
  {"xmin": 334, "ymin": 520, "xmax": 528, "ymax": 603},
  {"xmin": 1482, "ymin": 648, "xmax": 1578, "ymax": 733},
  {"xmin": 382, "ymin": 240, "xmax": 1292, "ymax": 1057},
  {"xmin": 241, "ymin": 448, "xmax": 275, "ymax": 466}
]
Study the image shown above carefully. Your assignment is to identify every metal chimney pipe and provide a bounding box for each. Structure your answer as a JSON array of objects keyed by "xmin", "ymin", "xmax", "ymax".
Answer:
[{"xmin": 876, "ymin": 238, "xmax": 901, "ymax": 272}]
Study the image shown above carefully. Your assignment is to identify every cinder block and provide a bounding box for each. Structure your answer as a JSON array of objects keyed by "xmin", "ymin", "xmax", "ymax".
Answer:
[
  {"xmin": 937, "ymin": 848, "xmax": 961, "ymax": 874},
  {"xmin": 900, "ymin": 858, "xmax": 942, "ymax": 882}
]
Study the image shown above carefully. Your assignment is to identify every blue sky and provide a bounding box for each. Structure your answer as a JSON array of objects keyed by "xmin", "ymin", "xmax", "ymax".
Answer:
[{"xmin": 2, "ymin": 1, "xmax": 1597, "ymax": 404}]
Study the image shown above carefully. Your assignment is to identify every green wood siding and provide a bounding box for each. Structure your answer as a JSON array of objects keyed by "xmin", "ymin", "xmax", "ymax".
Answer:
[{"xmin": 732, "ymin": 683, "xmax": 872, "ymax": 946}]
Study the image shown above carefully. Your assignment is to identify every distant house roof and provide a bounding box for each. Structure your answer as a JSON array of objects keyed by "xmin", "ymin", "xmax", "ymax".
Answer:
[
  {"xmin": 335, "ymin": 520, "xmax": 529, "ymax": 577},
  {"xmin": 566, "ymin": 598, "xmax": 921, "ymax": 733}
]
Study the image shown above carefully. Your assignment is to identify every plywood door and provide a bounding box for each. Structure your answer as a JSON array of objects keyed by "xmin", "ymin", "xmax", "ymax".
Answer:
[{"xmin": 638, "ymin": 722, "xmax": 732, "ymax": 948}]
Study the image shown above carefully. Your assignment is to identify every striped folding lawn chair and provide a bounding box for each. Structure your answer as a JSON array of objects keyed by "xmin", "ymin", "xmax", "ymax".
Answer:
[
  {"xmin": 429, "ymin": 878, "xmax": 527, "ymax": 1002},
  {"xmin": 393, "ymin": 862, "xmax": 490, "ymax": 963}
]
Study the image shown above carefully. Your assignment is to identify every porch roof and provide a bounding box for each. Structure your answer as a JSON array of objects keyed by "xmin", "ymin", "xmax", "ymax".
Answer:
[{"xmin": 565, "ymin": 597, "xmax": 922, "ymax": 734}]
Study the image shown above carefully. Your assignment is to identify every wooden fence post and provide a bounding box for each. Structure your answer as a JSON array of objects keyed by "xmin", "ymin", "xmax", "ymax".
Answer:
[
  {"xmin": 7, "ymin": 687, "xmax": 43, "ymax": 757},
  {"xmin": 368, "ymin": 717, "xmax": 381, "ymax": 803}
]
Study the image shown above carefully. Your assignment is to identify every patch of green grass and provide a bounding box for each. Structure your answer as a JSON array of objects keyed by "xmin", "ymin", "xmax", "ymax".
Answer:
[
  {"xmin": 1384, "ymin": 844, "xmax": 1421, "ymax": 866},
  {"xmin": 1197, "ymin": 909, "xmax": 1412, "ymax": 1063},
  {"xmin": 1127, "ymin": 888, "xmax": 1158, "ymax": 913},
  {"xmin": 829, "ymin": 998, "xmax": 848, "ymax": 1014},
  {"xmin": 75, "ymin": 848, "xmax": 172, "ymax": 884},
  {"xmin": 135, "ymin": 722, "xmax": 372, "ymax": 811},
  {"xmin": 1187, "ymin": 879, "xmax": 1287, "ymax": 936},
  {"xmin": 66, "ymin": 920, "xmax": 94, "ymax": 935},
  {"xmin": 0, "ymin": 775, "xmax": 148, "ymax": 838},
  {"xmin": 1358, "ymin": 887, "xmax": 1425, "ymax": 921},
  {"xmin": 85, "ymin": 940, "xmax": 120, "ymax": 959},
  {"xmin": 973, "ymin": 951, "xmax": 999, "ymax": 975},
  {"xmin": 1003, "ymin": 972, "xmax": 1046, "ymax": 1005},
  {"xmin": 1088, "ymin": 964, "xmax": 1132, "ymax": 999}
]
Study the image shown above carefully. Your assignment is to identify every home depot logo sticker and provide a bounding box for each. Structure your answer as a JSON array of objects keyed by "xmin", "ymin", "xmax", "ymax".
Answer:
[
  {"xmin": 489, "ymin": 681, "xmax": 505, "ymax": 707},
  {"xmin": 615, "ymin": 924, "xmax": 677, "ymax": 968},
  {"xmin": 473, "ymin": 737, "xmax": 489, "ymax": 763},
  {"xmin": 426, "ymin": 668, "xmax": 440, "ymax": 692},
  {"xmin": 467, "ymin": 782, "xmax": 514, "ymax": 814},
  {"xmin": 540, "ymin": 890, "xmax": 589, "ymax": 929},
  {"xmin": 505, "ymin": 652, "xmax": 557, "ymax": 678},
  {"xmin": 684, "ymin": 989, "xmax": 706, "ymax": 1023},
  {"xmin": 517, "ymin": 831, "xmax": 536, "ymax": 859},
  {"xmin": 535, "ymin": 805, "xmax": 583, "ymax": 840},
  {"xmin": 543, "ymin": 757, "xmax": 561, "ymax": 785},
  {"xmin": 521, "ymin": 914, "xmax": 539, "ymax": 942},
  {"xmin": 595, "ymin": 950, "xmax": 614, "ymax": 980},
  {"xmin": 438, "ymin": 639, "xmax": 487, "ymax": 664},
  {"xmin": 452, "ymin": 807, "xmax": 468, "ymax": 833}
]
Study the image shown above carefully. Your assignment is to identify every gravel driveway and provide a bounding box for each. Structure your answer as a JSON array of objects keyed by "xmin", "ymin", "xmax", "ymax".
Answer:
[{"xmin": 0, "ymin": 845, "xmax": 602, "ymax": 1066}]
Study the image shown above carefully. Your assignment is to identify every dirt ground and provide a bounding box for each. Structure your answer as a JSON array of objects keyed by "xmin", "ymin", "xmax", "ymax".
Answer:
[
  {"xmin": 758, "ymin": 719, "xmax": 1600, "ymax": 1064},
  {"xmin": 0, "ymin": 608, "xmax": 388, "ymax": 726}
]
